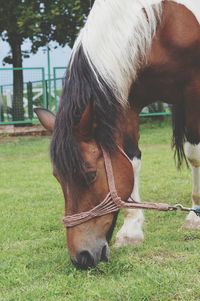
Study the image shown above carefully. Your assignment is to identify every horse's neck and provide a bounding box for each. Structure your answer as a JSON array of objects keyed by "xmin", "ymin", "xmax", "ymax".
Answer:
[{"xmin": 116, "ymin": 109, "xmax": 140, "ymax": 152}]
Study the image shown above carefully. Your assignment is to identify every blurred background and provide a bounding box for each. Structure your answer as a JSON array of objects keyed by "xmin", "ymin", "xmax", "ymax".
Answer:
[{"xmin": 0, "ymin": 0, "xmax": 170, "ymax": 126}]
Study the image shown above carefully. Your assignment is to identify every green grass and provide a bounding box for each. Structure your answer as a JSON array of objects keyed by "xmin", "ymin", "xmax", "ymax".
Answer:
[{"xmin": 1, "ymin": 122, "xmax": 200, "ymax": 301}]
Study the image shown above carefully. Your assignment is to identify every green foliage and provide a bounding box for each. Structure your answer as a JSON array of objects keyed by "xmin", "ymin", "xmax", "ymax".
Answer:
[
  {"xmin": 1, "ymin": 123, "xmax": 200, "ymax": 301},
  {"xmin": 27, "ymin": 0, "xmax": 91, "ymax": 50},
  {"xmin": 0, "ymin": 0, "xmax": 91, "ymax": 64},
  {"xmin": 0, "ymin": 1, "xmax": 38, "ymax": 63}
]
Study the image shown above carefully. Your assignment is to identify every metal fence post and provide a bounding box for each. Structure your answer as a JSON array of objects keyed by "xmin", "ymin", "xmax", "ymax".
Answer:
[
  {"xmin": 0, "ymin": 86, "xmax": 4, "ymax": 122},
  {"xmin": 27, "ymin": 81, "xmax": 33, "ymax": 120},
  {"xmin": 47, "ymin": 45, "xmax": 52, "ymax": 109},
  {"xmin": 41, "ymin": 67, "xmax": 47, "ymax": 109},
  {"xmin": 53, "ymin": 67, "xmax": 58, "ymax": 112},
  {"xmin": 53, "ymin": 67, "xmax": 67, "ymax": 113},
  {"xmin": 45, "ymin": 80, "xmax": 49, "ymax": 109}
]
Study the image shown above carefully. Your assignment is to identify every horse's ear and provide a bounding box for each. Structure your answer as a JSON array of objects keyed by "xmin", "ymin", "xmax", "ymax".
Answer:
[
  {"xmin": 75, "ymin": 103, "xmax": 96, "ymax": 140},
  {"xmin": 34, "ymin": 108, "xmax": 55, "ymax": 132}
]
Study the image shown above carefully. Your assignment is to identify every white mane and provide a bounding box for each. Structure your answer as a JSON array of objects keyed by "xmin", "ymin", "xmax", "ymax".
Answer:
[{"xmin": 71, "ymin": 0, "xmax": 162, "ymax": 105}]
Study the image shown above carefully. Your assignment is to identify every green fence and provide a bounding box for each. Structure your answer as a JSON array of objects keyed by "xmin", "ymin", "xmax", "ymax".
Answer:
[
  {"xmin": 52, "ymin": 67, "xmax": 171, "ymax": 119},
  {"xmin": 0, "ymin": 66, "xmax": 171, "ymax": 126},
  {"xmin": 0, "ymin": 67, "xmax": 46, "ymax": 125},
  {"xmin": 0, "ymin": 67, "xmax": 67, "ymax": 125},
  {"xmin": 140, "ymin": 103, "xmax": 171, "ymax": 118},
  {"xmin": 53, "ymin": 67, "xmax": 66, "ymax": 112},
  {"xmin": 52, "ymin": 67, "xmax": 171, "ymax": 118}
]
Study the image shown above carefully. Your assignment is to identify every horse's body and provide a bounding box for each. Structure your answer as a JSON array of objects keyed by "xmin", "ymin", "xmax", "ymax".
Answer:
[
  {"xmin": 117, "ymin": 0, "xmax": 200, "ymax": 244},
  {"xmin": 36, "ymin": 0, "xmax": 200, "ymax": 269}
]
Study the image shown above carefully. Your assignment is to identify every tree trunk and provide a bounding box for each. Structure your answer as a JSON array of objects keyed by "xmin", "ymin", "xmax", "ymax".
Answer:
[{"xmin": 10, "ymin": 37, "xmax": 24, "ymax": 121}]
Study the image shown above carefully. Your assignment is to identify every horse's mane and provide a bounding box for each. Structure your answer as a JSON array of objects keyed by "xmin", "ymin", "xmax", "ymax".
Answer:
[
  {"xmin": 50, "ymin": 45, "xmax": 122, "ymax": 182},
  {"xmin": 51, "ymin": 0, "xmax": 162, "ymax": 182}
]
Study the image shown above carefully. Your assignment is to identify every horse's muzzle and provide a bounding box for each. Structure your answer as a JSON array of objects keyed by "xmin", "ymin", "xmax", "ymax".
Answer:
[{"xmin": 71, "ymin": 242, "xmax": 109, "ymax": 270}]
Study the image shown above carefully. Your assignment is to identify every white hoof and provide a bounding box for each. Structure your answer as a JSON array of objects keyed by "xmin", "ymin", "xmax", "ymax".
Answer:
[
  {"xmin": 114, "ymin": 217, "xmax": 144, "ymax": 248},
  {"xmin": 114, "ymin": 229, "xmax": 144, "ymax": 247},
  {"xmin": 184, "ymin": 211, "xmax": 200, "ymax": 230}
]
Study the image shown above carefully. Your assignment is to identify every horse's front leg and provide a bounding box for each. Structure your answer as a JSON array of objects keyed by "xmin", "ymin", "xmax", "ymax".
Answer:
[
  {"xmin": 184, "ymin": 142, "xmax": 200, "ymax": 229},
  {"xmin": 115, "ymin": 152, "xmax": 144, "ymax": 247}
]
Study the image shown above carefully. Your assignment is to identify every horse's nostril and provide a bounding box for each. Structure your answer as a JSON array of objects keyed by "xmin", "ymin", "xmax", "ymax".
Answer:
[
  {"xmin": 77, "ymin": 250, "xmax": 95, "ymax": 269},
  {"xmin": 101, "ymin": 245, "xmax": 108, "ymax": 262}
]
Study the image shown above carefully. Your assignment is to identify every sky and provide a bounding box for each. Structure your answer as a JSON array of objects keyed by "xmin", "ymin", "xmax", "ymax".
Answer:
[{"xmin": 0, "ymin": 39, "xmax": 72, "ymax": 82}]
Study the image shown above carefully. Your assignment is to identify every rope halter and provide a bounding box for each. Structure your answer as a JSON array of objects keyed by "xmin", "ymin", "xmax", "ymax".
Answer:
[{"xmin": 63, "ymin": 146, "xmax": 200, "ymax": 228}]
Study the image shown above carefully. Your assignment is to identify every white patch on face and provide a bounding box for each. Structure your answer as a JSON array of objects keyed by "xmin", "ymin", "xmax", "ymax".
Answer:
[
  {"xmin": 70, "ymin": 0, "xmax": 162, "ymax": 105},
  {"xmin": 184, "ymin": 142, "xmax": 200, "ymax": 229},
  {"xmin": 115, "ymin": 157, "xmax": 144, "ymax": 247}
]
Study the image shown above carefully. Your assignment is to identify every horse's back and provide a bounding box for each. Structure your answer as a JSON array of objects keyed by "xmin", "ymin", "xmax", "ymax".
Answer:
[
  {"xmin": 147, "ymin": 1, "xmax": 200, "ymax": 88},
  {"xmin": 133, "ymin": 1, "xmax": 200, "ymax": 107},
  {"xmin": 161, "ymin": 1, "xmax": 200, "ymax": 51}
]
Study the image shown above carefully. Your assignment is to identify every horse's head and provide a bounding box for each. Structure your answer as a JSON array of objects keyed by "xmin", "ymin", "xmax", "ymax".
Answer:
[{"xmin": 35, "ymin": 106, "xmax": 134, "ymax": 269}]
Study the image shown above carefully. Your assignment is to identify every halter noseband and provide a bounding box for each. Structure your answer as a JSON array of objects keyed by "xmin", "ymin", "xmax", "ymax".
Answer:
[{"xmin": 63, "ymin": 146, "xmax": 200, "ymax": 228}]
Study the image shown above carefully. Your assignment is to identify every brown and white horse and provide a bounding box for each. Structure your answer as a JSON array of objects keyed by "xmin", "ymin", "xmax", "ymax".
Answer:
[{"xmin": 35, "ymin": 0, "xmax": 200, "ymax": 269}]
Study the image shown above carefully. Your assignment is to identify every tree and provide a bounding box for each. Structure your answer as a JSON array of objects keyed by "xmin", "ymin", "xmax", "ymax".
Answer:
[
  {"xmin": 39, "ymin": 0, "xmax": 91, "ymax": 48},
  {"xmin": 0, "ymin": 0, "xmax": 91, "ymax": 121},
  {"xmin": 0, "ymin": 1, "xmax": 42, "ymax": 120}
]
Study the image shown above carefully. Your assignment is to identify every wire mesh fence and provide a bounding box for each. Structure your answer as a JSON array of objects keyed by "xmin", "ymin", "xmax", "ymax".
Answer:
[
  {"xmin": 0, "ymin": 68, "xmax": 46, "ymax": 125},
  {"xmin": 53, "ymin": 67, "xmax": 66, "ymax": 112},
  {"xmin": 140, "ymin": 102, "xmax": 171, "ymax": 117},
  {"xmin": 0, "ymin": 66, "xmax": 171, "ymax": 126},
  {"xmin": 52, "ymin": 67, "xmax": 171, "ymax": 119}
]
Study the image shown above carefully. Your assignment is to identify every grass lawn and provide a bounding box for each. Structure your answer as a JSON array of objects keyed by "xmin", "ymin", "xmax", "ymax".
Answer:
[{"xmin": 1, "ymin": 121, "xmax": 200, "ymax": 301}]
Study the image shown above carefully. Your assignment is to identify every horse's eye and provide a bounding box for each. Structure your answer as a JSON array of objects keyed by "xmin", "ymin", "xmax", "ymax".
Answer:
[{"xmin": 85, "ymin": 171, "xmax": 97, "ymax": 184}]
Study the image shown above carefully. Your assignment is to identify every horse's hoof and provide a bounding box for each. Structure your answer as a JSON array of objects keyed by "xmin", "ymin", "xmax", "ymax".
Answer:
[
  {"xmin": 114, "ymin": 231, "xmax": 144, "ymax": 248},
  {"xmin": 184, "ymin": 212, "xmax": 200, "ymax": 230},
  {"xmin": 184, "ymin": 220, "xmax": 200, "ymax": 230}
]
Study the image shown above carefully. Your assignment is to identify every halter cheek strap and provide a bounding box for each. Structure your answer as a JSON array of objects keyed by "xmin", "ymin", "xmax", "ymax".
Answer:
[
  {"xmin": 101, "ymin": 147, "xmax": 122, "ymax": 204},
  {"xmin": 63, "ymin": 147, "xmax": 125, "ymax": 228},
  {"xmin": 63, "ymin": 146, "xmax": 200, "ymax": 228}
]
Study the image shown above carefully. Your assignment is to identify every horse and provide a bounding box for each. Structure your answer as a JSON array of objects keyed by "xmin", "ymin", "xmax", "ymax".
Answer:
[{"xmin": 35, "ymin": 0, "xmax": 200, "ymax": 269}]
